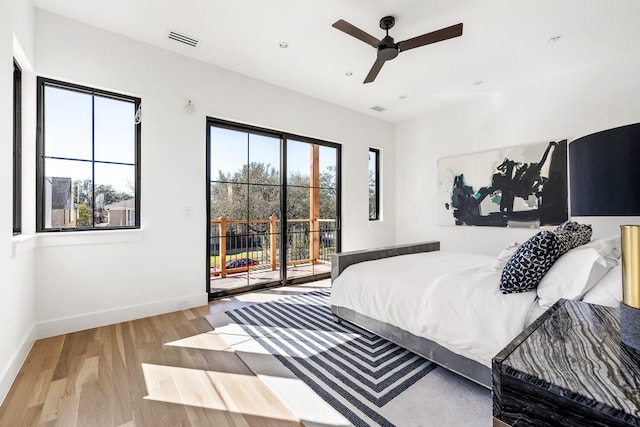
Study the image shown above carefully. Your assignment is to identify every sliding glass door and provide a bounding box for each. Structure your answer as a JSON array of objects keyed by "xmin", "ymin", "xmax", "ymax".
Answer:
[
  {"xmin": 207, "ymin": 119, "xmax": 340, "ymax": 298},
  {"xmin": 286, "ymin": 140, "xmax": 338, "ymax": 280}
]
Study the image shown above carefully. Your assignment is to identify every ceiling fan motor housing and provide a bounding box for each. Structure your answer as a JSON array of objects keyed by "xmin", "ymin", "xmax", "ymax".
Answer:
[{"xmin": 377, "ymin": 36, "xmax": 399, "ymax": 60}]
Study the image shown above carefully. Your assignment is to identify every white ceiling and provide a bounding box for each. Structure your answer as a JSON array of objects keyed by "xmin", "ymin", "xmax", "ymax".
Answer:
[{"xmin": 34, "ymin": 0, "xmax": 640, "ymax": 123}]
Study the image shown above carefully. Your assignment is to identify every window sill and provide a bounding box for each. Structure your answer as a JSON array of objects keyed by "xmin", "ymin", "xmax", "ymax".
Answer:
[
  {"xmin": 12, "ymin": 234, "xmax": 37, "ymax": 257},
  {"xmin": 36, "ymin": 229, "xmax": 144, "ymax": 248},
  {"xmin": 13, "ymin": 230, "xmax": 144, "ymax": 255}
]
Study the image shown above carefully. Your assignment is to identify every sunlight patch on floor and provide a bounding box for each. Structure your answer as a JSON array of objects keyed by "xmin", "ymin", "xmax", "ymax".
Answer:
[
  {"xmin": 164, "ymin": 331, "xmax": 232, "ymax": 351},
  {"xmin": 141, "ymin": 363, "xmax": 298, "ymax": 422}
]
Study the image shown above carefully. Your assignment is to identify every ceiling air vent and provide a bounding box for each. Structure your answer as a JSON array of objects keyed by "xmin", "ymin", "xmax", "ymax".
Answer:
[
  {"xmin": 370, "ymin": 105, "xmax": 386, "ymax": 112},
  {"xmin": 168, "ymin": 30, "xmax": 199, "ymax": 47}
]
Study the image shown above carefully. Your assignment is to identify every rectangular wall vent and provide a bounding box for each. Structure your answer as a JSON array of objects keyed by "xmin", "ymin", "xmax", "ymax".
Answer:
[
  {"xmin": 168, "ymin": 31, "xmax": 199, "ymax": 47},
  {"xmin": 370, "ymin": 105, "xmax": 386, "ymax": 112}
]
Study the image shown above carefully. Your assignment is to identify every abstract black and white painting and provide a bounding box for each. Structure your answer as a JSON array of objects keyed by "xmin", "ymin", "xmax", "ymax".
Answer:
[{"xmin": 438, "ymin": 140, "xmax": 567, "ymax": 227}]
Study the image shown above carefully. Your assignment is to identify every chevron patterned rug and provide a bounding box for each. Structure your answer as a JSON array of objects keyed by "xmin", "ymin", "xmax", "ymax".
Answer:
[
  {"xmin": 225, "ymin": 289, "xmax": 435, "ymax": 426},
  {"xmin": 209, "ymin": 288, "xmax": 491, "ymax": 426}
]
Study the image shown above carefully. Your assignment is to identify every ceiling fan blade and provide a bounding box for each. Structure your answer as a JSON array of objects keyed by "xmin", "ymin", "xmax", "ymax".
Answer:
[
  {"xmin": 332, "ymin": 19, "xmax": 381, "ymax": 48},
  {"xmin": 398, "ymin": 23, "xmax": 463, "ymax": 52},
  {"xmin": 364, "ymin": 59, "xmax": 385, "ymax": 84}
]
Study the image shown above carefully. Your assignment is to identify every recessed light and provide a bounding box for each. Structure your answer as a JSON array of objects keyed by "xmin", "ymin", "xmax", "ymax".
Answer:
[
  {"xmin": 345, "ymin": 71, "xmax": 353, "ymax": 77},
  {"xmin": 548, "ymin": 34, "xmax": 563, "ymax": 43},
  {"xmin": 399, "ymin": 95, "xmax": 407, "ymax": 99},
  {"xmin": 473, "ymin": 80, "xmax": 483, "ymax": 86},
  {"xmin": 278, "ymin": 41, "xmax": 289, "ymax": 49}
]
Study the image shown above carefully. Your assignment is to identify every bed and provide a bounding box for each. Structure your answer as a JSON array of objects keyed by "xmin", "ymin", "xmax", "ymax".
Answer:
[{"xmin": 330, "ymin": 233, "xmax": 621, "ymax": 389}]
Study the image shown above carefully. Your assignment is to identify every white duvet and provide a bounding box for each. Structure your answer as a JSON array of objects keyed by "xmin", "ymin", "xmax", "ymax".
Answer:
[{"xmin": 330, "ymin": 251, "xmax": 537, "ymax": 367}]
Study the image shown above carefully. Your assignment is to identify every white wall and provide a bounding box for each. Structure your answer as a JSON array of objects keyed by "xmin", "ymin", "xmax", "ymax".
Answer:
[
  {"xmin": 33, "ymin": 9, "xmax": 396, "ymax": 336},
  {"xmin": 396, "ymin": 56, "xmax": 640, "ymax": 255},
  {"xmin": 0, "ymin": 0, "xmax": 37, "ymax": 405}
]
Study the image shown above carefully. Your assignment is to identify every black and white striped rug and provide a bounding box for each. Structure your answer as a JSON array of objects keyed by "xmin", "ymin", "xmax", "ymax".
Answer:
[{"xmin": 224, "ymin": 289, "xmax": 436, "ymax": 426}]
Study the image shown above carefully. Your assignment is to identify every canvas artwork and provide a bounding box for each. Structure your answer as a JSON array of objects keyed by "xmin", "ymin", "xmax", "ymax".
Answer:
[{"xmin": 438, "ymin": 140, "xmax": 568, "ymax": 227}]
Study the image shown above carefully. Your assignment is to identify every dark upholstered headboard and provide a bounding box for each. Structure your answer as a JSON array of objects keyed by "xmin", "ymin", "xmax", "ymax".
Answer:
[{"xmin": 331, "ymin": 241, "xmax": 440, "ymax": 282}]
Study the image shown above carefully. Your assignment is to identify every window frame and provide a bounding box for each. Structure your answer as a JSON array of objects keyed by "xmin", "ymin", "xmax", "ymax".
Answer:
[
  {"xmin": 13, "ymin": 60, "xmax": 22, "ymax": 235},
  {"xmin": 36, "ymin": 77, "xmax": 141, "ymax": 232},
  {"xmin": 368, "ymin": 147, "xmax": 380, "ymax": 221},
  {"xmin": 206, "ymin": 117, "xmax": 342, "ymax": 297}
]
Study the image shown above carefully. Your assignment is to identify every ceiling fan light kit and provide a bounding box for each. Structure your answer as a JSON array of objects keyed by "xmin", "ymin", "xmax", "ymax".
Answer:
[{"xmin": 332, "ymin": 15, "xmax": 463, "ymax": 84}]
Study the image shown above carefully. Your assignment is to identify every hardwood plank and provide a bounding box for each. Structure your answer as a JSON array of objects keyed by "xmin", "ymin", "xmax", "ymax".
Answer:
[
  {"xmin": 134, "ymin": 399, "xmax": 189, "ymax": 427},
  {"xmin": 55, "ymin": 391, "xmax": 80, "ymax": 427},
  {"xmin": 181, "ymin": 309, "xmax": 197, "ymax": 321},
  {"xmin": 27, "ymin": 337, "xmax": 66, "ymax": 408},
  {"xmin": 76, "ymin": 356, "xmax": 99, "ymax": 390},
  {"xmin": 21, "ymin": 405, "xmax": 45, "ymax": 426},
  {"xmin": 115, "ymin": 323, "xmax": 127, "ymax": 369},
  {"xmin": 105, "ymin": 325, "xmax": 135, "ymax": 427},
  {"xmin": 40, "ymin": 378, "xmax": 67, "ymax": 423},
  {"xmin": 0, "ymin": 402, "xmax": 43, "ymax": 427},
  {"xmin": 52, "ymin": 329, "xmax": 91, "ymax": 382},
  {"xmin": 27, "ymin": 368, "xmax": 55, "ymax": 409},
  {"xmin": 183, "ymin": 405, "xmax": 246, "ymax": 427}
]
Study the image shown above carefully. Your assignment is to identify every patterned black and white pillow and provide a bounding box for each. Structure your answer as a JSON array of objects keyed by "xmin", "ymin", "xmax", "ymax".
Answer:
[
  {"xmin": 555, "ymin": 221, "xmax": 593, "ymax": 248},
  {"xmin": 572, "ymin": 223, "xmax": 592, "ymax": 247},
  {"xmin": 554, "ymin": 221, "xmax": 573, "ymax": 232},
  {"xmin": 553, "ymin": 229, "xmax": 575, "ymax": 254},
  {"xmin": 500, "ymin": 231, "xmax": 562, "ymax": 294}
]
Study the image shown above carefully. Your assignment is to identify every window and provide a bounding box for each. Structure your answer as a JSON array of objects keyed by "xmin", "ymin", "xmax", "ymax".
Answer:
[
  {"xmin": 36, "ymin": 78, "xmax": 141, "ymax": 231},
  {"xmin": 368, "ymin": 148, "xmax": 380, "ymax": 220},
  {"xmin": 13, "ymin": 60, "xmax": 22, "ymax": 235}
]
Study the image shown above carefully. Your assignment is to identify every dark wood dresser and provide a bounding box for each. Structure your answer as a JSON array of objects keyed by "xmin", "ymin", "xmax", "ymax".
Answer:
[{"xmin": 493, "ymin": 299, "xmax": 640, "ymax": 426}]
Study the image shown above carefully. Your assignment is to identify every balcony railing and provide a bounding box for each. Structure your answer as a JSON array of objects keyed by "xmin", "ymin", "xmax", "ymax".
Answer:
[{"xmin": 210, "ymin": 216, "xmax": 337, "ymax": 278}]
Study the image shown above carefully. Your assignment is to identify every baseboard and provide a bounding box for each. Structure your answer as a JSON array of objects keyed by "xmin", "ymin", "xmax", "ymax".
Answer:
[
  {"xmin": 0, "ymin": 324, "xmax": 37, "ymax": 405},
  {"xmin": 36, "ymin": 292, "xmax": 209, "ymax": 339}
]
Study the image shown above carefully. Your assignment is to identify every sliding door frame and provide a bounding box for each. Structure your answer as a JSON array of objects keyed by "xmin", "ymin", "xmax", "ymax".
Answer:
[{"xmin": 206, "ymin": 117, "xmax": 342, "ymax": 299}]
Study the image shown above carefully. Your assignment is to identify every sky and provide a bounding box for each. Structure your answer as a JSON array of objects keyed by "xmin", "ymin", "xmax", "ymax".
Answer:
[
  {"xmin": 44, "ymin": 85, "xmax": 136, "ymax": 195},
  {"xmin": 210, "ymin": 126, "xmax": 337, "ymax": 185}
]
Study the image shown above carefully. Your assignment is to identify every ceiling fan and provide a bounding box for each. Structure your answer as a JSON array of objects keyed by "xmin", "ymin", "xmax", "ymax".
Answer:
[{"xmin": 332, "ymin": 16, "xmax": 463, "ymax": 84}]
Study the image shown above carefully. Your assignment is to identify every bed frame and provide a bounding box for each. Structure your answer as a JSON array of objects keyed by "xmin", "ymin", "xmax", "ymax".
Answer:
[{"xmin": 330, "ymin": 241, "xmax": 492, "ymax": 389}]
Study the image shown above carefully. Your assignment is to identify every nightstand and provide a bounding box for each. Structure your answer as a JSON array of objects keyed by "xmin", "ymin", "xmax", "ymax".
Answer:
[{"xmin": 493, "ymin": 299, "xmax": 640, "ymax": 426}]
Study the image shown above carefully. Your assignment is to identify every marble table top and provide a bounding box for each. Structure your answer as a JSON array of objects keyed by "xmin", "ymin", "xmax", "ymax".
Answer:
[{"xmin": 501, "ymin": 300, "xmax": 640, "ymax": 424}]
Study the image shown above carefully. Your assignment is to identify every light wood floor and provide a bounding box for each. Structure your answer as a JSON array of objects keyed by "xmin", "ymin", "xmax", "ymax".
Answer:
[{"xmin": 0, "ymin": 280, "xmax": 330, "ymax": 427}]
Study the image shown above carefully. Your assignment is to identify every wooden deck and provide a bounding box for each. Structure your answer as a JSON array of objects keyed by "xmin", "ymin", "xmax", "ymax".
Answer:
[{"xmin": 210, "ymin": 262, "xmax": 331, "ymax": 292}]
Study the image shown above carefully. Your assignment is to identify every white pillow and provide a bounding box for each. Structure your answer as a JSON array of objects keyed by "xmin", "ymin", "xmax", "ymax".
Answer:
[
  {"xmin": 580, "ymin": 234, "xmax": 621, "ymax": 259},
  {"xmin": 536, "ymin": 246, "xmax": 611, "ymax": 309},
  {"xmin": 582, "ymin": 265, "xmax": 622, "ymax": 307},
  {"xmin": 493, "ymin": 242, "xmax": 520, "ymax": 272}
]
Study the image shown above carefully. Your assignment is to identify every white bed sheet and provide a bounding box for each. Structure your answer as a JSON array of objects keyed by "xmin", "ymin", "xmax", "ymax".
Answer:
[{"xmin": 330, "ymin": 251, "xmax": 538, "ymax": 367}]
